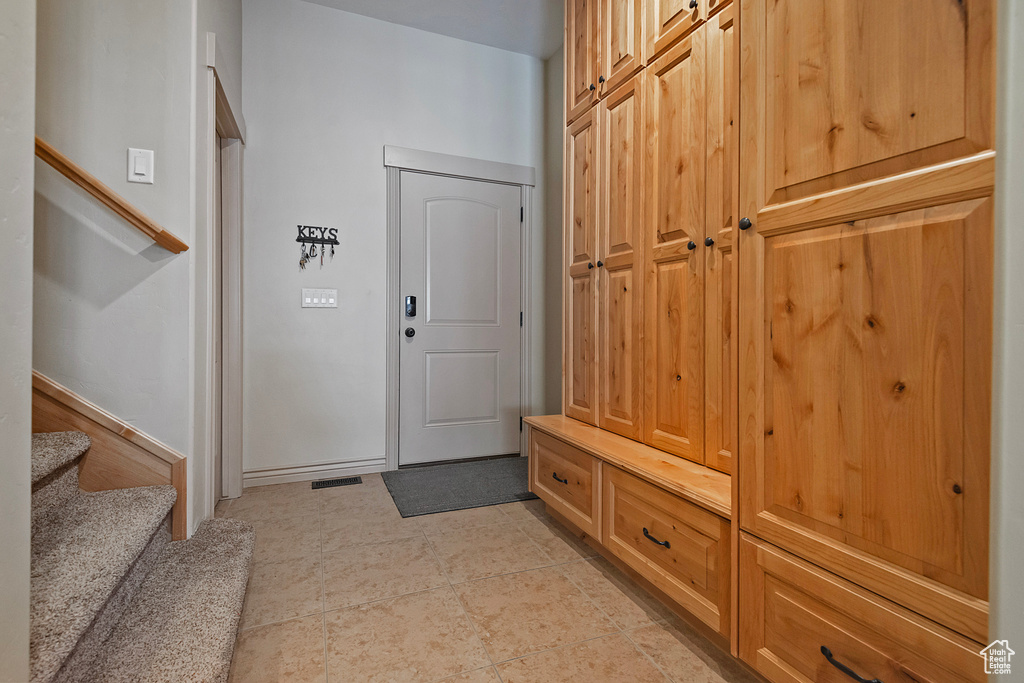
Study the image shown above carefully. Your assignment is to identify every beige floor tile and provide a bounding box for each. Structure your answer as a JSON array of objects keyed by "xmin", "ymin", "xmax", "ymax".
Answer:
[
  {"xmin": 435, "ymin": 666, "xmax": 503, "ymax": 683},
  {"xmin": 240, "ymin": 554, "xmax": 323, "ymax": 630},
  {"xmin": 322, "ymin": 536, "xmax": 447, "ymax": 610},
  {"xmin": 228, "ymin": 614, "xmax": 326, "ymax": 683},
  {"xmin": 627, "ymin": 620, "xmax": 759, "ymax": 683},
  {"xmin": 514, "ymin": 514, "xmax": 598, "ymax": 564},
  {"xmin": 320, "ymin": 503, "xmax": 423, "ymax": 552},
  {"xmin": 225, "ymin": 488, "xmax": 320, "ymax": 523},
  {"xmin": 248, "ymin": 516, "xmax": 322, "ymax": 566},
  {"xmin": 561, "ymin": 558, "xmax": 673, "ymax": 629},
  {"xmin": 495, "ymin": 498, "xmax": 547, "ymax": 522},
  {"xmin": 455, "ymin": 566, "xmax": 616, "ymax": 662},
  {"xmin": 427, "ymin": 522, "xmax": 555, "ymax": 583},
  {"xmin": 497, "ymin": 633, "xmax": 670, "ymax": 683},
  {"xmin": 325, "ymin": 587, "xmax": 490, "ymax": 683},
  {"xmin": 214, "ymin": 500, "xmax": 233, "ymax": 518},
  {"xmin": 416, "ymin": 505, "xmax": 511, "ymax": 535},
  {"xmin": 243, "ymin": 481, "xmax": 320, "ymax": 498}
]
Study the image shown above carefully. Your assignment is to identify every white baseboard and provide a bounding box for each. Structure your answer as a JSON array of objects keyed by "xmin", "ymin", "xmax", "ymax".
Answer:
[{"xmin": 242, "ymin": 457, "xmax": 386, "ymax": 489}]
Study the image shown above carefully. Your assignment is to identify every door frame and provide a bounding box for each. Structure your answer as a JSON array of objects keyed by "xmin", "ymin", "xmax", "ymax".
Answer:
[{"xmin": 383, "ymin": 146, "xmax": 536, "ymax": 471}]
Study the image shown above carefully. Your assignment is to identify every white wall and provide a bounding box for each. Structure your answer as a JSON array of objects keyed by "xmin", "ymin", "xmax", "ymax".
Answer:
[
  {"xmin": 0, "ymin": 2, "xmax": 36, "ymax": 677},
  {"xmin": 242, "ymin": 0, "xmax": 547, "ymax": 479},
  {"xmin": 543, "ymin": 45, "xmax": 564, "ymax": 414},
  {"xmin": 990, "ymin": 0, "xmax": 1024, "ymax": 657},
  {"xmin": 34, "ymin": 0, "xmax": 194, "ymax": 453}
]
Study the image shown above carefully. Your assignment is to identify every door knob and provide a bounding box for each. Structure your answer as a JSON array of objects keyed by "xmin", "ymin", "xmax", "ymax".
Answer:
[
  {"xmin": 687, "ymin": 241, "xmax": 697, "ymax": 250},
  {"xmin": 705, "ymin": 237, "xmax": 715, "ymax": 247},
  {"xmin": 404, "ymin": 327, "xmax": 415, "ymax": 338},
  {"xmin": 739, "ymin": 217, "xmax": 753, "ymax": 230}
]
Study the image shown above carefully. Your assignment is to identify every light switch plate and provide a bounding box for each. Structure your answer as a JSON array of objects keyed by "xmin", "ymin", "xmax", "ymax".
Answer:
[
  {"xmin": 127, "ymin": 148, "xmax": 154, "ymax": 184},
  {"xmin": 301, "ymin": 288, "xmax": 338, "ymax": 308}
]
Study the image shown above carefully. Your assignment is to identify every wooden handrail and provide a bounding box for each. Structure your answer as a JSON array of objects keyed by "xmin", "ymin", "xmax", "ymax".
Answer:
[{"xmin": 35, "ymin": 136, "xmax": 189, "ymax": 254}]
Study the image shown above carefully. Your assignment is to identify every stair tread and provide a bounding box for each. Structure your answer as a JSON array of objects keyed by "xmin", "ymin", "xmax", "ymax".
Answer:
[
  {"xmin": 31, "ymin": 431, "xmax": 91, "ymax": 484},
  {"xmin": 93, "ymin": 518, "xmax": 256, "ymax": 683},
  {"xmin": 31, "ymin": 485, "xmax": 177, "ymax": 683}
]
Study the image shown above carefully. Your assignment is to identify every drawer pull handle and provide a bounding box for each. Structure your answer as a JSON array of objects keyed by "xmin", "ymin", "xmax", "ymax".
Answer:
[
  {"xmin": 642, "ymin": 527, "xmax": 670, "ymax": 549},
  {"xmin": 552, "ymin": 472, "xmax": 569, "ymax": 485},
  {"xmin": 820, "ymin": 647, "xmax": 882, "ymax": 683}
]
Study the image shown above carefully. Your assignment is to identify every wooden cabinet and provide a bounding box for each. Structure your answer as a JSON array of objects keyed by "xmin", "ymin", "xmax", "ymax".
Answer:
[
  {"xmin": 739, "ymin": 535, "xmax": 984, "ymax": 683},
  {"xmin": 604, "ymin": 465, "xmax": 730, "ymax": 636},
  {"xmin": 599, "ymin": 0, "xmax": 644, "ymax": 96},
  {"xmin": 642, "ymin": 8, "xmax": 737, "ymax": 474},
  {"xmin": 564, "ymin": 108, "xmax": 600, "ymax": 425},
  {"xmin": 737, "ymin": 0, "xmax": 995, "ymax": 645},
  {"xmin": 530, "ymin": 430, "xmax": 602, "ymax": 537},
  {"xmin": 566, "ymin": 0, "xmax": 600, "ymax": 124},
  {"xmin": 645, "ymin": 0, "xmax": 703, "ymax": 63}
]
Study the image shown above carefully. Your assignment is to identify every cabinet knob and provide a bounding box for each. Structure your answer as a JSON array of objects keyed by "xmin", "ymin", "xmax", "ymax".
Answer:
[
  {"xmin": 589, "ymin": 83, "xmax": 596, "ymax": 91},
  {"xmin": 597, "ymin": 260, "xmax": 604, "ymax": 267},
  {"xmin": 689, "ymin": 0, "xmax": 698, "ymax": 8},
  {"xmin": 687, "ymin": 241, "xmax": 697, "ymax": 250},
  {"xmin": 588, "ymin": 262, "xmax": 594, "ymax": 269},
  {"xmin": 705, "ymin": 237, "xmax": 715, "ymax": 247},
  {"xmin": 739, "ymin": 217, "xmax": 753, "ymax": 231},
  {"xmin": 598, "ymin": 75, "xmax": 605, "ymax": 84}
]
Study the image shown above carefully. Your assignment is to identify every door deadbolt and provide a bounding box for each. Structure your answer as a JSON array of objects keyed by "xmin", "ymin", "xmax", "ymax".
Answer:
[{"xmin": 405, "ymin": 295, "xmax": 417, "ymax": 317}]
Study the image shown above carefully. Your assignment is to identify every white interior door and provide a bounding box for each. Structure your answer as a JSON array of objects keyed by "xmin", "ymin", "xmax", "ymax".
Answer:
[{"xmin": 399, "ymin": 171, "xmax": 522, "ymax": 466}]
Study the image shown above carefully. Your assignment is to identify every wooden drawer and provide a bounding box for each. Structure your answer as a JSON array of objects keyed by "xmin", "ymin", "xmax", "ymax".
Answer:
[
  {"xmin": 739, "ymin": 534, "xmax": 985, "ymax": 683},
  {"xmin": 602, "ymin": 464, "xmax": 730, "ymax": 635},
  {"xmin": 529, "ymin": 429, "xmax": 601, "ymax": 537}
]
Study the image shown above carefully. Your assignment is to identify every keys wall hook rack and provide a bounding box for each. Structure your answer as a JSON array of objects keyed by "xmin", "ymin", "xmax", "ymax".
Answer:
[{"xmin": 297, "ymin": 224, "xmax": 339, "ymax": 270}]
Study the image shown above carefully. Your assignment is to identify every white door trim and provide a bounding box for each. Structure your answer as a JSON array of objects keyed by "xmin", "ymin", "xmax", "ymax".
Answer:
[{"xmin": 384, "ymin": 146, "xmax": 536, "ymax": 471}]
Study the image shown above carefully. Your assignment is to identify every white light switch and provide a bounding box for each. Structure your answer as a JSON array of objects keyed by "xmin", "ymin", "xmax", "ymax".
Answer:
[
  {"xmin": 127, "ymin": 148, "xmax": 154, "ymax": 184},
  {"xmin": 301, "ymin": 288, "xmax": 338, "ymax": 308}
]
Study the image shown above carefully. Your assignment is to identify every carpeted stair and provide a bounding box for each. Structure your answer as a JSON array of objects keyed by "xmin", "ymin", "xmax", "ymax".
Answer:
[{"xmin": 30, "ymin": 432, "xmax": 255, "ymax": 683}]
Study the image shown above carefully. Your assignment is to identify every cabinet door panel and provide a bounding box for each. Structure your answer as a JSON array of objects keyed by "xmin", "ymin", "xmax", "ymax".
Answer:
[
  {"xmin": 643, "ymin": 33, "xmax": 706, "ymax": 462},
  {"xmin": 567, "ymin": 0, "xmax": 600, "ymax": 124},
  {"xmin": 565, "ymin": 110, "xmax": 600, "ymax": 424},
  {"xmin": 599, "ymin": 76, "xmax": 644, "ymax": 440},
  {"xmin": 600, "ymin": 0, "xmax": 643, "ymax": 95},
  {"xmin": 703, "ymin": 4, "xmax": 737, "ymax": 474},
  {"xmin": 645, "ymin": 0, "xmax": 703, "ymax": 63}
]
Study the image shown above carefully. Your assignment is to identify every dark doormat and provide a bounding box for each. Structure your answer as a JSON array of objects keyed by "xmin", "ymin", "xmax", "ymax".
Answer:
[{"xmin": 382, "ymin": 456, "xmax": 538, "ymax": 517}]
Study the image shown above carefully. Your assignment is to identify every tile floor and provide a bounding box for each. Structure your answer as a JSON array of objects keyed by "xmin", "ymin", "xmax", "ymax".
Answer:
[{"xmin": 218, "ymin": 474, "xmax": 758, "ymax": 683}]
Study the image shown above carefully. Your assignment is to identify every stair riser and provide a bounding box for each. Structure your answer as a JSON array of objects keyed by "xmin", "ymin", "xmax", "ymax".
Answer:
[
  {"xmin": 49, "ymin": 516, "xmax": 171, "ymax": 683},
  {"xmin": 32, "ymin": 464, "xmax": 80, "ymax": 525}
]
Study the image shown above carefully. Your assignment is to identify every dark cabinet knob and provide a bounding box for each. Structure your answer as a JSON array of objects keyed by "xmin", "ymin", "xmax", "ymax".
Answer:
[
  {"xmin": 599, "ymin": 75, "xmax": 606, "ymax": 84},
  {"xmin": 739, "ymin": 217, "xmax": 753, "ymax": 230},
  {"xmin": 705, "ymin": 237, "xmax": 715, "ymax": 247},
  {"xmin": 689, "ymin": 0, "xmax": 698, "ymax": 8},
  {"xmin": 588, "ymin": 262, "xmax": 594, "ymax": 269},
  {"xmin": 597, "ymin": 260, "xmax": 604, "ymax": 267},
  {"xmin": 589, "ymin": 83, "xmax": 596, "ymax": 91},
  {"xmin": 404, "ymin": 327, "xmax": 415, "ymax": 338},
  {"xmin": 687, "ymin": 241, "xmax": 697, "ymax": 250}
]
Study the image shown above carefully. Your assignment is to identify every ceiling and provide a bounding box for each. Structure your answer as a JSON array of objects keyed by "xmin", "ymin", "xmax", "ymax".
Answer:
[{"xmin": 301, "ymin": 0, "xmax": 565, "ymax": 59}]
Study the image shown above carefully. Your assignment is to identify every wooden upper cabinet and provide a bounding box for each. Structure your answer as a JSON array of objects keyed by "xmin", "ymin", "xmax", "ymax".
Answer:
[
  {"xmin": 567, "ymin": 0, "xmax": 600, "ymax": 124},
  {"xmin": 645, "ymin": 0, "xmax": 704, "ymax": 65},
  {"xmin": 642, "ymin": 31, "xmax": 706, "ymax": 463},
  {"xmin": 702, "ymin": 4, "xmax": 736, "ymax": 474},
  {"xmin": 599, "ymin": 0, "xmax": 643, "ymax": 96},
  {"xmin": 564, "ymin": 109, "xmax": 600, "ymax": 425},
  {"xmin": 737, "ymin": 0, "xmax": 995, "ymax": 643},
  {"xmin": 598, "ymin": 75, "xmax": 644, "ymax": 440}
]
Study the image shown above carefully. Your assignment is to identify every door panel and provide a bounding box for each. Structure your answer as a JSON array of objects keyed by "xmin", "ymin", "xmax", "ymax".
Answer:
[
  {"xmin": 643, "ymin": 32, "xmax": 705, "ymax": 462},
  {"xmin": 598, "ymin": 76, "xmax": 643, "ymax": 440},
  {"xmin": 565, "ymin": 109, "xmax": 600, "ymax": 424},
  {"xmin": 567, "ymin": 0, "xmax": 600, "ymax": 124},
  {"xmin": 703, "ymin": 4, "xmax": 737, "ymax": 474},
  {"xmin": 600, "ymin": 0, "xmax": 643, "ymax": 96},
  {"xmin": 399, "ymin": 173, "xmax": 521, "ymax": 465},
  {"xmin": 645, "ymin": 0, "xmax": 703, "ymax": 64}
]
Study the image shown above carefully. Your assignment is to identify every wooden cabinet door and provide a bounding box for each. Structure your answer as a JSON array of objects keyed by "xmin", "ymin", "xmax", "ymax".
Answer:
[
  {"xmin": 702, "ymin": 4, "xmax": 737, "ymax": 475},
  {"xmin": 644, "ymin": 0, "xmax": 703, "ymax": 64},
  {"xmin": 564, "ymin": 109, "xmax": 600, "ymax": 425},
  {"xmin": 642, "ymin": 32, "xmax": 706, "ymax": 463},
  {"xmin": 598, "ymin": 75, "xmax": 644, "ymax": 440},
  {"xmin": 566, "ymin": 0, "xmax": 600, "ymax": 124},
  {"xmin": 599, "ymin": 0, "xmax": 643, "ymax": 96},
  {"xmin": 737, "ymin": 0, "xmax": 995, "ymax": 643}
]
